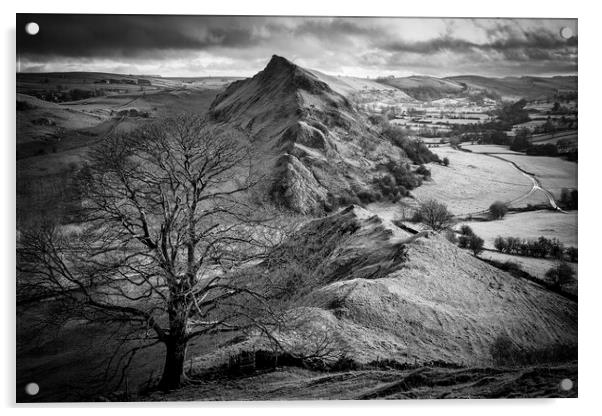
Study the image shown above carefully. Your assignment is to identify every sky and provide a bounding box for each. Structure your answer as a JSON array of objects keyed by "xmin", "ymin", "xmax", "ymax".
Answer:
[{"xmin": 16, "ymin": 15, "xmax": 578, "ymax": 78}]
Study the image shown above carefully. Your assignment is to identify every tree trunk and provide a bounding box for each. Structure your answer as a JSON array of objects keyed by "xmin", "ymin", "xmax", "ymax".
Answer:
[{"xmin": 158, "ymin": 336, "xmax": 187, "ymax": 391}]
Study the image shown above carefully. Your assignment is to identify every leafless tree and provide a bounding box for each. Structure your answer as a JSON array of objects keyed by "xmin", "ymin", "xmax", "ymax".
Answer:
[
  {"xmin": 413, "ymin": 199, "xmax": 454, "ymax": 231},
  {"xmin": 17, "ymin": 114, "xmax": 288, "ymax": 391}
]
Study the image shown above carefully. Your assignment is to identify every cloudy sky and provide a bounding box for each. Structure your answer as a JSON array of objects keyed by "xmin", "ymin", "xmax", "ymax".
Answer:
[{"xmin": 16, "ymin": 15, "xmax": 577, "ymax": 78}]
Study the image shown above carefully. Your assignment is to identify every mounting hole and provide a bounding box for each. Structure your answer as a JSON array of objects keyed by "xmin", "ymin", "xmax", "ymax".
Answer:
[
  {"xmin": 560, "ymin": 27, "xmax": 573, "ymax": 40},
  {"xmin": 559, "ymin": 378, "xmax": 573, "ymax": 391},
  {"xmin": 25, "ymin": 382, "xmax": 39, "ymax": 396},
  {"xmin": 25, "ymin": 22, "xmax": 39, "ymax": 36}
]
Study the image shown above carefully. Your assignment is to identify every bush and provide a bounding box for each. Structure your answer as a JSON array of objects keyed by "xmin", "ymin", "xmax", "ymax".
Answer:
[
  {"xmin": 442, "ymin": 157, "xmax": 450, "ymax": 166},
  {"xmin": 560, "ymin": 188, "xmax": 578, "ymax": 210},
  {"xmin": 489, "ymin": 201, "xmax": 508, "ymax": 219},
  {"xmin": 357, "ymin": 189, "xmax": 382, "ymax": 204},
  {"xmin": 384, "ymin": 161, "xmax": 422, "ymax": 190},
  {"xmin": 545, "ymin": 262, "xmax": 575, "ymax": 289},
  {"xmin": 459, "ymin": 225, "xmax": 474, "ymax": 236},
  {"xmin": 459, "ymin": 234, "xmax": 484, "ymax": 255},
  {"xmin": 468, "ymin": 234, "xmax": 484, "ymax": 256},
  {"xmin": 415, "ymin": 164, "xmax": 431, "ymax": 179},
  {"xmin": 382, "ymin": 124, "xmax": 441, "ymax": 165},
  {"xmin": 493, "ymin": 235, "xmax": 568, "ymax": 259},
  {"xmin": 373, "ymin": 174, "xmax": 407, "ymax": 203},
  {"xmin": 414, "ymin": 199, "xmax": 454, "ymax": 231},
  {"xmin": 549, "ymin": 238, "xmax": 565, "ymax": 260},
  {"xmin": 494, "ymin": 236, "xmax": 507, "ymax": 252},
  {"xmin": 565, "ymin": 247, "xmax": 578, "ymax": 262}
]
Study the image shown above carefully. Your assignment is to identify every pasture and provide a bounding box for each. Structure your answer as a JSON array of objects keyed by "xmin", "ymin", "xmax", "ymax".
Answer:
[
  {"xmin": 457, "ymin": 210, "xmax": 577, "ymax": 249},
  {"xmin": 410, "ymin": 147, "xmax": 533, "ymax": 215}
]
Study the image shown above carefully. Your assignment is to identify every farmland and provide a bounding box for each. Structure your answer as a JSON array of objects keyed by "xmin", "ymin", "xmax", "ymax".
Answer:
[
  {"xmin": 457, "ymin": 210, "xmax": 577, "ymax": 249},
  {"xmin": 410, "ymin": 146, "xmax": 534, "ymax": 215}
]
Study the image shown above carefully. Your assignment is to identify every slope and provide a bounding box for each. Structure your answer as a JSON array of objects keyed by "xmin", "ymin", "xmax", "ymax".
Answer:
[
  {"xmin": 206, "ymin": 205, "xmax": 577, "ymax": 367},
  {"xmin": 209, "ymin": 55, "xmax": 409, "ymax": 214}
]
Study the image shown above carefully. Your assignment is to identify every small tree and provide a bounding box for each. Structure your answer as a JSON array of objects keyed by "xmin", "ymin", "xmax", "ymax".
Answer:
[
  {"xmin": 414, "ymin": 199, "xmax": 453, "ymax": 231},
  {"xmin": 460, "ymin": 225, "xmax": 474, "ymax": 236},
  {"xmin": 494, "ymin": 236, "xmax": 507, "ymax": 252},
  {"xmin": 545, "ymin": 262, "xmax": 575, "ymax": 289},
  {"xmin": 489, "ymin": 201, "xmax": 508, "ymax": 219},
  {"xmin": 442, "ymin": 157, "xmax": 450, "ymax": 167},
  {"xmin": 468, "ymin": 234, "xmax": 485, "ymax": 256}
]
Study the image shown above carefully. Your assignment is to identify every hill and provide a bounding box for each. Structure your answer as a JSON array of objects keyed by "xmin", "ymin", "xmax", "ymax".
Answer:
[
  {"xmin": 376, "ymin": 74, "xmax": 577, "ymax": 101},
  {"xmin": 192, "ymin": 205, "xmax": 577, "ymax": 370},
  {"xmin": 446, "ymin": 75, "xmax": 577, "ymax": 101},
  {"xmin": 208, "ymin": 55, "xmax": 415, "ymax": 214}
]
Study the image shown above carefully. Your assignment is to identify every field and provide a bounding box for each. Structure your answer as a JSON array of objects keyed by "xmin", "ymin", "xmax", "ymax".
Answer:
[
  {"xmin": 530, "ymin": 130, "xmax": 578, "ymax": 145},
  {"xmin": 410, "ymin": 147, "xmax": 533, "ymax": 215},
  {"xmin": 496, "ymin": 154, "xmax": 577, "ymax": 198},
  {"xmin": 478, "ymin": 250, "xmax": 577, "ymax": 287},
  {"xmin": 457, "ymin": 210, "xmax": 577, "ymax": 248},
  {"xmin": 461, "ymin": 144, "xmax": 521, "ymax": 154}
]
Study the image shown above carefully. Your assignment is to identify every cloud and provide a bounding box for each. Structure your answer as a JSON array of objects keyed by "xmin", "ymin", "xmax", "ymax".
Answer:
[{"xmin": 16, "ymin": 15, "xmax": 577, "ymax": 77}]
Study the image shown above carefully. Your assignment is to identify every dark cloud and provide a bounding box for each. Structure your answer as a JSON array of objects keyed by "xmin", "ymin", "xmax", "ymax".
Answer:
[
  {"xmin": 380, "ymin": 30, "xmax": 577, "ymax": 59},
  {"xmin": 16, "ymin": 15, "xmax": 577, "ymax": 77},
  {"xmin": 16, "ymin": 14, "xmax": 271, "ymax": 59}
]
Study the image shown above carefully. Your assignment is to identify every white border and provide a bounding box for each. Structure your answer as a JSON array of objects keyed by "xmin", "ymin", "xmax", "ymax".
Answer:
[{"xmin": 2, "ymin": 1, "xmax": 600, "ymax": 415}]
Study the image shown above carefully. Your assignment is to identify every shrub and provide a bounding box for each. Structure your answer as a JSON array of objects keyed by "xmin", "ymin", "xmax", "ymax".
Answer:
[
  {"xmin": 560, "ymin": 188, "xmax": 578, "ymax": 210},
  {"xmin": 459, "ymin": 234, "xmax": 484, "ymax": 256},
  {"xmin": 489, "ymin": 201, "xmax": 508, "ymax": 219},
  {"xmin": 415, "ymin": 164, "xmax": 431, "ymax": 179},
  {"xmin": 414, "ymin": 199, "xmax": 454, "ymax": 231},
  {"xmin": 545, "ymin": 262, "xmax": 575, "ymax": 289},
  {"xmin": 494, "ymin": 236, "xmax": 507, "ymax": 252},
  {"xmin": 549, "ymin": 238, "xmax": 565, "ymax": 260},
  {"xmin": 384, "ymin": 161, "xmax": 422, "ymax": 190},
  {"xmin": 468, "ymin": 234, "xmax": 484, "ymax": 256},
  {"xmin": 442, "ymin": 157, "xmax": 450, "ymax": 166},
  {"xmin": 373, "ymin": 174, "xmax": 407, "ymax": 203},
  {"xmin": 459, "ymin": 225, "xmax": 474, "ymax": 236},
  {"xmin": 565, "ymin": 247, "xmax": 578, "ymax": 262},
  {"xmin": 382, "ymin": 125, "xmax": 440, "ymax": 165},
  {"xmin": 357, "ymin": 189, "xmax": 382, "ymax": 204}
]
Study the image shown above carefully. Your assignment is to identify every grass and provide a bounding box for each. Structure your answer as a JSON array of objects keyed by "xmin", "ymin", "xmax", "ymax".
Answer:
[
  {"xmin": 410, "ymin": 147, "xmax": 533, "ymax": 215},
  {"xmin": 457, "ymin": 210, "xmax": 577, "ymax": 249},
  {"xmin": 496, "ymin": 153, "xmax": 577, "ymax": 198}
]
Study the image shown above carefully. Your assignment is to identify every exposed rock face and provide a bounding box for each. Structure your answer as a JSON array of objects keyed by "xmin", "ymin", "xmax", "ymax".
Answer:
[{"xmin": 209, "ymin": 55, "xmax": 404, "ymax": 214}]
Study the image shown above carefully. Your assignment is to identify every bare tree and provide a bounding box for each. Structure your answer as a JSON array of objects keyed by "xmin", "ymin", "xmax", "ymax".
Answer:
[
  {"xmin": 18, "ymin": 114, "xmax": 285, "ymax": 391},
  {"xmin": 413, "ymin": 199, "xmax": 454, "ymax": 231}
]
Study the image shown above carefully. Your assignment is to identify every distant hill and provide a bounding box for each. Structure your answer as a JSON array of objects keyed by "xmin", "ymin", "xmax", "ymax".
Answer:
[
  {"xmin": 208, "ymin": 55, "xmax": 412, "ymax": 214},
  {"xmin": 446, "ymin": 75, "xmax": 577, "ymax": 101},
  {"xmin": 377, "ymin": 74, "xmax": 577, "ymax": 101}
]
